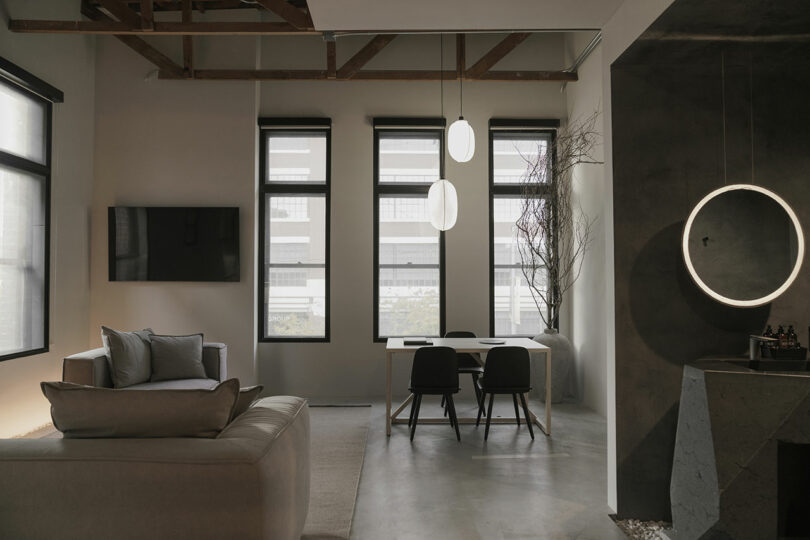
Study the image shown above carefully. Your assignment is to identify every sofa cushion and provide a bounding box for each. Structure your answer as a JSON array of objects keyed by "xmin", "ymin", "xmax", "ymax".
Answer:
[
  {"xmin": 41, "ymin": 378, "xmax": 240, "ymax": 439},
  {"xmin": 150, "ymin": 334, "xmax": 206, "ymax": 382},
  {"xmin": 100, "ymin": 326, "xmax": 154, "ymax": 388},
  {"xmin": 231, "ymin": 385, "xmax": 265, "ymax": 420},
  {"xmin": 124, "ymin": 378, "xmax": 219, "ymax": 391}
]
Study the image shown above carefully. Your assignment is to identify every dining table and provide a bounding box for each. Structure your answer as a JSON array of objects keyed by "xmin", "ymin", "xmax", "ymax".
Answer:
[{"xmin": 385, "ymin": 337, "xmax": 552, "ymax": 436}]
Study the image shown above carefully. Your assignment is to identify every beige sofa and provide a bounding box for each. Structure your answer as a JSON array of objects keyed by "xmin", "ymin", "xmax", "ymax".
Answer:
[
  {"xmin": 62, "ymin": 342, "xmax": 228, "ymax": 389},
  {"xmin": 0, "ymin": 396, "xmax": 310, "ymax": 540}
]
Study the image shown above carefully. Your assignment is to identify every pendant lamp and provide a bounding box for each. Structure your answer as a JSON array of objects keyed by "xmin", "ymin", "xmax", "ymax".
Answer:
[
  {"xmin": 427, "ymin": 34, "xmax": 459, "ymax": 232},
  {"xmin": 448, "ymin": 53, "xmax": 475, "ymax": 163},
  {"xmin": 428, "ymin": 179, "xmax": 458, "ymax": 231}
]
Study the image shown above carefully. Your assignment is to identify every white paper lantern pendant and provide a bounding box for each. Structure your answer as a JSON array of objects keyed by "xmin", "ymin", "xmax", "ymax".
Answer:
[
  {"xmin": 428, "ymin": 179, "xmax": 458, "ymax": 231},
  {"xmin": 448, "ymin": 116, "xmax": 475, "ymax": 163}
]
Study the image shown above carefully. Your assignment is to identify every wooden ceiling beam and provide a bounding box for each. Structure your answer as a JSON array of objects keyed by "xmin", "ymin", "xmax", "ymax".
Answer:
[
  {"xmin": 182, "ymin": 0, "xmax": 194, "ymax": 77},
  {"xmin": 159, "ymin": 69, "xmax": 577, "ymax": 82},
  {"xmin": 82, "ymin": 2, "xmax": 183, "ymax": 77},
  {"xmin": 336, "ymin": 34, "xmax": 396, "ymax": 79},
  {"xmin": 253, "ymin": 0, "xmax": 311, "ymax": 30},
  {"xmin": 97, "ymin": 0, "xmax": 142, "ymax": 27},
  {"xmin": 8, "ymin": 20, "xmax": 316, "ymax": 35},
  {"xmin": 326, "ymin": 41, "xmax": 336, "ymax": 79},
  {"xmin": 140, "ymin": 0, "xmax": 153, "ymax": 30},
  {"xmin": 465, "ymin": 32, "xmax": 531, "ymax": 79}
]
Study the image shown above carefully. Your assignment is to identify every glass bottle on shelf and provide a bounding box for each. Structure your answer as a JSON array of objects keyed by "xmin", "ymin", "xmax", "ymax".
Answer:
[
  {"xmin": 788, "ymin": 325, "xmax": 797, "ymax": 348},
  {"xmin": 777, "ymin": 325, "xmax": 787, "ymax": 349}
]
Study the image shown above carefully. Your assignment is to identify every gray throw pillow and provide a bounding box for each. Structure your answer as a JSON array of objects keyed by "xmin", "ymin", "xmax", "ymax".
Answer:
[
  {"xmin": 101, "ymin": 326, "xmax": 154, "ymax": 388},
  {"xmin": 230, "ymin": 385, "xmax": 264, "ymax": 421},
  {"xmin": 41, "ymin": 379, "xmax": 240, "ymax": 438},
  {"xmin": 150, "ymin": 333, "xmax": 207, "ymax": 382}
]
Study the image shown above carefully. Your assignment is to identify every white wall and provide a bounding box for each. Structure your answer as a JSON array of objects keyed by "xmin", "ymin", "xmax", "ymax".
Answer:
[
  {"xmin": 257, "ymin": 32, "xmax": 567, "ymax": 400},
  {"xmin": 88, "ymin": 34, "xmax": 260, "ymax": 387},
  {"xmin": 595, "ymin": 0, "xmax": 675, "ymax": 512},
  {"xmin": 564, "ymin": 32, "xmax": 607, "ymax": 416},
  {"xmin": 0, "ymin": 0, "xmax": 96, "ymax": 437}
]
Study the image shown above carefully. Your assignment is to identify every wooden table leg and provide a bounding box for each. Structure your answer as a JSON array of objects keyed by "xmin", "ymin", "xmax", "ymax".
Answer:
[{"xmin": 386, "ymin": 350, "xmax": 392, "ymax": 436}]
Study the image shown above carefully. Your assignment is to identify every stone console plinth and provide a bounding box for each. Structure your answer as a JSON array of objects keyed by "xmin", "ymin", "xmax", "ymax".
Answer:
[{"xmin": 670, "ymin": 360, "xmax": 810, "ymax": 540}]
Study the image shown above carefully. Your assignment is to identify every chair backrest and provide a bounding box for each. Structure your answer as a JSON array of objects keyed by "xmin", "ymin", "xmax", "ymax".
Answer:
[
  {"xmin": 410, "ymin": 346, "xmax": 459, "ymax": 389},
  {"xmin": 482, "ymin": 346, "xmax": 531, "ymax": 390},
  {"xmin": 445, "ymin": 330, "xmax": 476, "ymax": 338}
]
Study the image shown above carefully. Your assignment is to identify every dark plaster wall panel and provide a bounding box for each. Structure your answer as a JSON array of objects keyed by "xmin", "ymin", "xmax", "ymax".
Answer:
[
  {"xmin": 612, "ymin": 40, "xmax": 810, "ymax": 520},
  {"xmin": 670, "ymin": 363, "xmax": 810, "ymax": 539}
]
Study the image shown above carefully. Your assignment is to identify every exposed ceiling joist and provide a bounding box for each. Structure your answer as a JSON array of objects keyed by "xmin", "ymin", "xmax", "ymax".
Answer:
[
  {"xmin": 82, "ymin": 2, "xmax": 183, "ymax": 76},
  {"xmin": 253, "ymin": 0, "xmax": 312, "ymax": 30},
  {"xmin": 140, "ymin": 0, "xmax": 153, "ymax": 29},
  {"xmin": 465, "ymin": 32, "xmax": 530, "ymax": 79},
  {"xmin": 336, "ymin": 34, "xmax": 397, "ymax": 79},
  {"xmin": 8, "ymin": 19, "xmax": 315, "ymax": 35},
  {"xmin": 326, "ymin": 40, "xmax": 336, "ymax": 79},
  {"xmin": 97, "ymin": 0, "xmax": 143, "ymax": 27},
  {"xmin": 181, "ymin": 0, "xmax": 193, "ymax": 76},
  {"xmin": 11, "ymin": 1, "xmax": 576, "ymax": 83},
  {"xmin": 640, "ymin": 30, "xmax": 810, "ymax": 42},
  {"xmin": 158, "ymin": 68, "xmax": 577, "ymax": 81}
]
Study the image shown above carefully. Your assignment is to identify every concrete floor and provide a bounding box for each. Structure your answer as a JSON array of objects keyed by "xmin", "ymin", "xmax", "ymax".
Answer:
[{"xmin": 351, "ymin": 398, "xmax": 625, "ymax": 540}]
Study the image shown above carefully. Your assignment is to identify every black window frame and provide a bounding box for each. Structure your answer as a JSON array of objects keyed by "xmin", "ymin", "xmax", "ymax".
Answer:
[
  {"xmin": 488, "ymin": 119, "xmax": 559, "ymax": 338},
  {"xmin": 258, "ymin": 117, "xmax": 331, "ymax": 343},
  {"xmin": 0, "ymin": 57, "xmax": 62, "ymax": 363},
  {"xmin": 373, "ymin": 118, "xmax": 447, "ymax": 343}
]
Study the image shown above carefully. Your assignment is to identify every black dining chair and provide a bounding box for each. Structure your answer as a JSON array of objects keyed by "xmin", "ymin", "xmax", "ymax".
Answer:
[
  {"xmin": 476, "ymin": 346, "xmax": 534, "ymax": 440},
  {"xmin": 408, "ymin": 346, "xmax": 461, "ymax": 441},
  {"xmin": 441, "ymin": 330, "xmax": 486, "ymax": 418}
]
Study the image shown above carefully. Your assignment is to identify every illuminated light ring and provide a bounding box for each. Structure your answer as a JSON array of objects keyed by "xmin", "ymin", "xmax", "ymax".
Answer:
[{"xmin": 682, "ymin": 183, "xmax": 805, "ymax": 307}]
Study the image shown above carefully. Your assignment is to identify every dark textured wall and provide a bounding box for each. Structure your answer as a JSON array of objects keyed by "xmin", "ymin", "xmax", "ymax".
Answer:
[{"xmin": 612, "ymin": 41, "xmax": 810, "ymax": 520}]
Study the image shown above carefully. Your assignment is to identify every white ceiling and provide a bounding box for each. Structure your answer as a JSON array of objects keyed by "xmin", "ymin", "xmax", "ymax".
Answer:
[{"xmin": 306, "ymin": 0, "xmax": 625, "ymax": 31}]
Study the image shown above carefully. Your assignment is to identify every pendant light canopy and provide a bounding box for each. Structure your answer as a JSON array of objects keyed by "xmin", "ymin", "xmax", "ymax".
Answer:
[
  {"xmin": 428, "ymin": 179, "xmax": 458, "ymax": 231},
  {"xmin": 448, "ymin": 117, "xmax": 475, "ymax": 163}
]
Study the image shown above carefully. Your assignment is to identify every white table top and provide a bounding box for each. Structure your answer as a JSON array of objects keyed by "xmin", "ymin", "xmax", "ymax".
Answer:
[{"xmin": 385, "ymin": 337, "xmax": 549, "ymax": 354}]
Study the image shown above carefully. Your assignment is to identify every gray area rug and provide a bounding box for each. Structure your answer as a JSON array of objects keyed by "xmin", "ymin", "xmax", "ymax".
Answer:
[
  {"xmin": 303, "ymin": 406, "xmax": 371, "ymax": 540},
  {"xmin": 21, "ymin": 405, "xmax": 371, "ymax": 539}
]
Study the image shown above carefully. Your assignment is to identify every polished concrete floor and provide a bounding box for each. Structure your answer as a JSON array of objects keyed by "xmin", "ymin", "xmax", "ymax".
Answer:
[{"xmin": 351, "ymin": 398, "xmax": 624, "ymax": 540}]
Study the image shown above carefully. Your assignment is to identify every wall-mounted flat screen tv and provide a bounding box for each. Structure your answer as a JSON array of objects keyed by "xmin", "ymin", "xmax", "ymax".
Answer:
[{"xmin": 108, "ymin": 207, "xmax": 240, "ymax": 282}]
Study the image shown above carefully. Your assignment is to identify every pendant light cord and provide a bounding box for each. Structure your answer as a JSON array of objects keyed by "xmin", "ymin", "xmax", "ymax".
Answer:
[
  {"xmin": 721, "ymin": 51, "xmax": 727, "ymax": 186},
  {"xmin": 440, "ymin": 34, "xmax": 444, "ymax": 119},
  {"xmin": 749, "ymin": 50, "xmax": 755, "ymax": 185},
  {"xmin": 459, "ymin": 60, "xmax": 463, "ymax": 117}
]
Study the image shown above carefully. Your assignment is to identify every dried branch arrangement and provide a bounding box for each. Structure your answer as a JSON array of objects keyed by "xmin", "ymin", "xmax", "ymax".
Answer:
[{"xmin": 515, "ymin": 111, "xmax": 602, "ymax": 330}]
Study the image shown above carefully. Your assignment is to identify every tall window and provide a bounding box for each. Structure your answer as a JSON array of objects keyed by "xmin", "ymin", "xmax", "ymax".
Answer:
[
  {"xmin": 374, "ymin": 118, "xmax": 445, "ymax": 341},
  {"xmin": 0, "ymin": 58, "xmax": 61, "ymax": 362},
  {"xmin": 489, "ymin": 119, "xmax": 558, "ymax": 337},
  {"xmin": 259, "ymin": 118, "xmax": 330, "ymax": 342}
]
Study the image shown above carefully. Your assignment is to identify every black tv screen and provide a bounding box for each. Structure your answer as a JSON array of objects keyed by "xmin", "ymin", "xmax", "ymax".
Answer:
[{"xmin": 109, "ymin": 207, "xmax": 240, "ymax": 282}]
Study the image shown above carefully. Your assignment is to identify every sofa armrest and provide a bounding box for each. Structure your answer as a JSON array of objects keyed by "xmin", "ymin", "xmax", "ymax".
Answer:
[
  {"xmin": 202, "ymin": 343, "xmax": 227, "ymax": 382},
  {"xmin": 62, "ymin": 348, "xmax": 113, "ymax": 388}
]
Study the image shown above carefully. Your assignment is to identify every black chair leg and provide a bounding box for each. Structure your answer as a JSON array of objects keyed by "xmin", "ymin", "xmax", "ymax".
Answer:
[
  {"xmin": 512, "ymin": 393, "xmax": 521, "ymax": 426},
  {"xmin": 410, "ymin": 394, "xmax": 423, "ymax": 441},
  {"xmin": 444, "ymin": 394, "xmax": 455, "ymax": 428},
  {"xmin": 476, "ymin": 392, "xmax": 486, "ymax": 426},
  {"xmin": 471, "ymin": 374, "xmax": 483, "ymax": 416},
  {"xmin": 484, "ymin": 393, "xmax": 495, "ymax": 441},
  {"xmin": 408, "ymin": 394, "xmax": 416, "ymax": 427},
  {"xmin": 447, "ymin": 395, "xmax": 461, "ymax": 441},
  {"xmin": 519, "ymin": 393, "xmax": 535, "ymax": 440}
]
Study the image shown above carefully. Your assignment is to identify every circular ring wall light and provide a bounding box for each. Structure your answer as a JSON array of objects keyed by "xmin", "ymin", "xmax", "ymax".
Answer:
[{"xmin": 682, "ymin": 183, "xmax": 805, "ymax": 307}]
